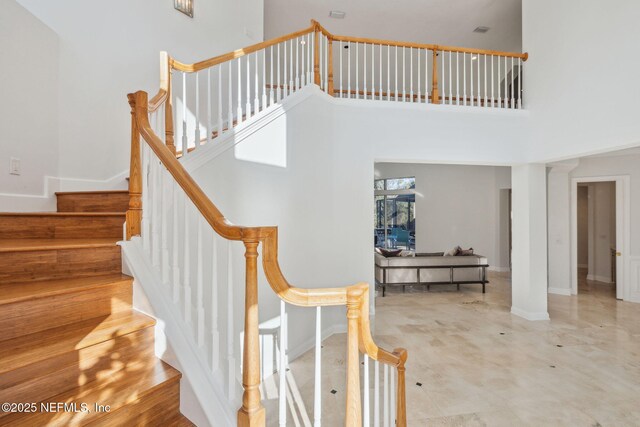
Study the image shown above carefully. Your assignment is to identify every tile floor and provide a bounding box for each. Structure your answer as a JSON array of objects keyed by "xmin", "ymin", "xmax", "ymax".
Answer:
[{"xmin": 264, "ymin": 270, "xmax": 640, "ymax": 426}]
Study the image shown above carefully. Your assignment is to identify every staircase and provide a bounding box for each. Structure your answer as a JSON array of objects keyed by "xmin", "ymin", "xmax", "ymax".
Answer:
[{"xmin": 0, "ymin": 190, "xmax": 193, "ymax": 426}]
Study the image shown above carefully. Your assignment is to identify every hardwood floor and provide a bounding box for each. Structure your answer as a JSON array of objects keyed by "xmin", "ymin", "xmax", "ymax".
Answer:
[
  {"xmin": 0, "ymin": 191, "xmax": 193, "ymax": 426},
  {"xmin": 268, "ymin": 271, "xmax": 639, "ymax": 426}
]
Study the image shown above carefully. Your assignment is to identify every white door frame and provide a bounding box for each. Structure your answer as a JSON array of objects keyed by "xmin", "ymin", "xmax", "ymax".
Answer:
[{"xmin": 570, "ymin": 175, "xmax": 630, "ymax": 299}]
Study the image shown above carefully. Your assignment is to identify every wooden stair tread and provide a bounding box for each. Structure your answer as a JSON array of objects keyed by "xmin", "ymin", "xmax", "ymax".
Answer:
[
  {"xmin": 0, "ymin": 238, "xmax": 119, "ymax": 252},
  {"xmin": 1, "ymin": 359, "xmax": 180, "ymax": 426},
  {"xmin": 0, "ymin": 273, "xmax": 132, "ymax": 305},
  {"xmin": 0, "ymin": 311, "xmax": 155, "ymax": 374},
  {"xmin": 55, "ymin": 190, "xmax": 128, "ymax": 196},
  {"xmin": 0, "ymin": 212, "xmax": 125, "ymax": 217}
]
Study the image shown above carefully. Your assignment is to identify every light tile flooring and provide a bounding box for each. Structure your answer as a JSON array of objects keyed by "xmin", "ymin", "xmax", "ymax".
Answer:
[{"xmin": 265, "ymin": 270, "xmax": 640, "ymax": 426}]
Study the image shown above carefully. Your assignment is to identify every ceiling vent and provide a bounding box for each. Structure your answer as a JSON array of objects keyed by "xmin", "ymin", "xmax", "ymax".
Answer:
[
  {"xmin": 329, "ymin": 10, "xmax": 346, "ymax": 19},
  {"xmin": 473, "ymin": 26, "xmax": 490, "ymax": 34}
]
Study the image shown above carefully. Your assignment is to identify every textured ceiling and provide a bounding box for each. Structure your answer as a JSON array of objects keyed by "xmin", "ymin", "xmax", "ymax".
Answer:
[{"xmin": 264, "ymin": 0, "xmax": 522, "ymax": 53}]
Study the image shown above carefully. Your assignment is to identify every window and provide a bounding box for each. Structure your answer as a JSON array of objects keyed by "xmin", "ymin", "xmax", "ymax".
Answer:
[
  {"xmin": 373, "ymin": 177, "xmax": 415, "ymax": 191},
  {"xmin": 374, "ymin": 177, "xmax": 416, "ymax": 250}
]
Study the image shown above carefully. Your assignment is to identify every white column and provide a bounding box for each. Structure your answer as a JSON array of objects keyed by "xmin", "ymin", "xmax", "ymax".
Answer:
[
  {"xmin": 511, "ymin": 163, "xmax": 549, "ymax": 321},
  {"xmin": 547, "ymin": 162, "xmax": 578, "ymax": 296}
]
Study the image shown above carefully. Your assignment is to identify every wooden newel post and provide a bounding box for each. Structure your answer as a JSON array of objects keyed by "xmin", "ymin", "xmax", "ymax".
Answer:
[
  {"xmin": 345, "ymin": 287, "xmax": 363, "ymax": 426},
  {"xmin": 431, "ymin": 49, "xmax": 440, "ymax": 104},
  {"xmin": 313, "ymin": 22, "xmax": 321, "ymax": 86},
  {"xmin": 327, "ymin": 37, "xmax": 334, "ymax": 96},
  {"xmin": 394, "ymin": 348, "xmax": 408, "ymax": 427},
  {"xmin": 238, "ymin": 240, "xmax": 266, "ymax": 427},
  {"xmin": 126, "ymin": 93, "xmax": 143, "ymax": 240}
]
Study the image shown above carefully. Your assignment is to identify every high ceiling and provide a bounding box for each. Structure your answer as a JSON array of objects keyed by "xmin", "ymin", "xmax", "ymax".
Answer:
[{"xmin": 264, "ymin": 0, "xmax": 522, "ymax": 53}]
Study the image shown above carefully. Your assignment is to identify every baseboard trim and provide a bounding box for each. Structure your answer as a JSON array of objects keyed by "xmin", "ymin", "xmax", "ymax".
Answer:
[
  {"xmin": 587, "ymin": 274, "xmax": 613, "ymax": 284},
  {"xmin": 488, "ymin": 266, "xmax": 510, "ymax": 273},
  {"xmin": 548, "ymin": 287, "xmax": 572, "ymax": 296},
  {"xmin": 511, "ymin": 307, "xmax": 550, "ymax": 321}
]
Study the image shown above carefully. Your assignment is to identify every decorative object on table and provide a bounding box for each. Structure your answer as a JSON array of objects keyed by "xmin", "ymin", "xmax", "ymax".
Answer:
[
  {"xmin": 375, "ymin": 247, "xmax": 403, "ymax": 258},
  {"xmin": 174, "ymin": 0, "xmax": 194, "ymax": 18}
]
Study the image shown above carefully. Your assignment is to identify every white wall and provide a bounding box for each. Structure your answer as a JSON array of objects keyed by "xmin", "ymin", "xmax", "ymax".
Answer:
[
  {"xmin": 0, "ymin": 1, "xmax": 58, "ymax": 206},
  {"xmin": 523, "ymin": 0, "xmax": 640, "ymax": 162},
  {"xmin": 374, "ymin": 162, "xmax": 511, "ymax": 269},
  {"xmin": 15, "ymin": 0, "xmax": 263, "ymax": 188}
]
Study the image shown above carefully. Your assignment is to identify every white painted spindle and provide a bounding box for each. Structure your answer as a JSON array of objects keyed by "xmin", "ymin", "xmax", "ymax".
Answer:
[
  {"xmin": 356, "ymin": 42, "xmax": 359, "ymax": 99},
  {"xmin": 339, "ymin": 41, "xmax": 343, "ymax": 98},
  {"xmin": 295, "ymin": 37, "xmax": 300, "ymax": 90},
  {"xmin": 511, "ymin": 56, "xmax": 515, "ymax": 109},
  {"xmin": 463, "ymin": 52, "xmax": 467, "ymax": 106},
  {"xmin": 456, "ymin": 51, "xmax": 459, "ymax": 105},
  {"xmin": 206, "ymin": 69, "xmax": 211, "ymax": 143},
  {"xmin": 217, "ymin": 67, "xmax": 222, "ymax": 137},
  {"xmin": 171, "ymin": 182, "xmax": 180, "ymax": 303},
  {"xmin": 383, "ymin": 364, "xmax": 389, "ymax": 427},
  {"xmin": 254, "ymin": 52, "xmax": 259, "ymax": 113},
  {"xmin": 210, "ymin": 233, "xmax": 219, "ymax": 372},
  {"xmin": 483, "ymin": 54, "xmax": 488, "ymax": 107},
  {"xmin": 364, "ymin": 355, "xmax": 370, "ymax": 427},
  {"xmin": 314, "ymin": 306, "xmax": 322, "ymax": 427},
  {"xmin": 504, "ymin": 56, "xmax": 508, "ymax": 109},
  {"xmin": 417, "ymin": 49, "xmax": 420, "ymax": 103},
  {"xmin": 492, "ymin": 55, "xmax": 496, "ymax": 108},
  {"xmin": 183, "ymin": 197, "xmax": 192, "ymax": 324},
  {"xmin": 195, "ymin": 73, "xmax": 201, "ymax": 148},
  {"xmin": 237, "ymin": 58, "xmax": 243, "ymax": 123},
  {"xmin": 226, "ymin": 243, "xmax": 235, "ymax": 399},
  {"xmin": 518, "ymin": 58, "xmax": 522, "ymax": 109},
  {"xmin": 246, "ymin": 55, "xmax": 252, "ymax": 117},
  {"xmin": 363, "ymin": 42, "xmax": 367, "ymax": 100},
  {"xmin": 227, "ymin": 61, "xmax": 232, "ymax": 131},
  {"xmin": 395, "ymin": 46, "xmax": 398, "ymax": 101},
  {"xmin": 262, "ymin": 49, "xmax": 267, "ymax": 108},
  {"xmin": 181, "ymin": 72, "xmax": 188, "ymax": 156},
  {"xmin": 196, "ymin": 217, "xmax": 204, "ymax": 347},
  {"xmin": 374, "ymin": 360, "xmax": 380, "ymax": 427},
  {"xmin": 279, "ymin": 300, "xmax": 287, "ymax": 427},
  {"xmin": 347, "ymin": 41, "xmax": 351, "ymax": 98}
]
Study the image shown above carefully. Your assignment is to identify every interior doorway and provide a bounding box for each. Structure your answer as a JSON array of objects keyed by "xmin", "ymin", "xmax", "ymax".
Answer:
[
  {"xmin": 576, "ymin": 182, "xmax": 617, "ymax": 298},
  {"xmin": 571, "ymin": 176, "xmax": 630, "ymax": 300}
]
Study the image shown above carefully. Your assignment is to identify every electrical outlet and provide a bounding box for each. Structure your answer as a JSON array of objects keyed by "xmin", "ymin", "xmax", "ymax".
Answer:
[{"xmin": 9, "ymin": 157, "xmax": 20, "ymax": 175}]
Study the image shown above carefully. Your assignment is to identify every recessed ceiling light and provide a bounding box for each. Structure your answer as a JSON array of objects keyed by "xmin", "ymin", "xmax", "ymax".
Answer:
[
  {"xmin": 473, "ymin": 26, "xmax": 490, "ymax": 33},
  {"xmin": 329, "ymin": 10, "xmax": 346, "ymax": 19},
  {"xmin": 472, "ymin": 56, "xmax": 478, "ymax": 60}
]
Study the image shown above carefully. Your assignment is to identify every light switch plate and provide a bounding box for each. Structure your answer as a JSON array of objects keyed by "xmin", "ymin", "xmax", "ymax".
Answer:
[{"xmin": 9, "ymin": 157, "xmax": 20, "ymax": 175}]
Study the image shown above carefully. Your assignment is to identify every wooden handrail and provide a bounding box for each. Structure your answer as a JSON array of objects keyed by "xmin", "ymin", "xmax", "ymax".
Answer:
[
  {"xmin": 171, "ymin": 25, "xmax": 315, "ymax": 73},
  {"xmin": 330, "ymin": 34, "xmax": 528, "ymax": 60}
]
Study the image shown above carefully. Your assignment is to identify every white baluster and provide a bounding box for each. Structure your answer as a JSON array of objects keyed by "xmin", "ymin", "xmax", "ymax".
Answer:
[
  {"xmin": 206, "ymin": 69, "xmax": 211, "ymax": 143},
  {"xmin": 402, "ymin": 46, "xmax": 406, "ymax": 102},
  {"xmin": 285, "ymin": 40, "xmax": 290, "ymax": 95},
  {"xmin": 291, "ymin": 39, "xmax": 295, "ymax": 93},
  {"xmin": 161, "ymin": 167, "xmax": 169, "ymax": 283},
  {"xmin": 470, "ymin": 53, "xmax": 474, "ymax": 106},
  {"xmin": 227, "ymin": 61, "xmax": 233, "ymax": 131},
  {"xmin": 246, "ymin": 55, "xmax": 252, "ymax": 117},
  {"xmin": 171, "ymin": 182, "xmax": 181, "ymax": 303},
  {"xmin": 195, "ymin": 72, "xmax": 201, "ymax": 149},
  {"xmin": 383, "ymin": 364, "xmax": 389, "ymax": 427},
  {"xmin": 324, "ymin": 37, "xmax": 328, "ymax": 93},
  {"xmin": 364, "ymin": 355, "xmax": 370, "ymax": 427},
  {"xmin": 254, "ymin": 52, "xmax": 259, "ymax": 113},
  {"xmin": 277, "ymin": 43, "xmax": 282, "ymax": 102},
  {"xmin": 409, "ymin": 47, "xmax": 413, "ymax": 102},
  {"xmin": 296, "ymin": 37, "xmax": 300, "ymax": 90},
  {"xmin": 307, "ymin": 33, "xmax": 312, "ymax": 84},
  {"xmin": 518, "ymin": 58, "xmax": 522, "ymax": 109},
  {"xmin": 449, "ymin": 51, "xmax": 452, "ymax": 105},
  {"xmin": 237, "ymin": 57, "xmax": 243, "ymax": 123},
  {"xmin": 217, "ymin": 67, "xmax": 223, "ymax": 138},
  {"xmin": 314, "ymin": 306, "xmax": 322, "ymax": 427},
  {"xmin": 390, "ymin": 368, "xmax": 396, "ymax": 426},
  {"xmin": 151, "ymin": 158, "xmax": 161, "ymax": 267},
  {"xmin": 511, "ymin": 56, "xmax": 515, "ymax": 109},
  {"xmin": 496, "ymin": 56, "xmax": 507, "ymax": 108},
  {"xmin": 196, "ymin": 217, "xmax": 205, "ymax": 347},
  {"xmin": 394, "ymin": 46, "xmax": 398, "ymax": 101},
  {"xmin": 379, "ymin": 44, "xmax": 383, "ymax": 101},
  {"xmin": 355, "ymin": 42, "xmax": 359, "ymax": 99},
  {"xmin": 183, "ymin": 198, "xmax": 192, "ymax": 325},
  {"xmin": 363, "ymin": 42, "xmax": 367, "ymax": 100},
  {"xmin": 504, "ymin": 56, "xmax": 508, "ymax": 109},
  {"xmin": 262, "ymin": 49, "xmax": 267, "ymax": 108},
  {"xmin": 226, "ymin": 243, "xmax": 235, "ymax": 399},
  {"xmin": 270, "ymin": 46, "xmax": 275, "ymax": 105},
  {"xmin": 463, "ymin": 52, "xmax": 467, "ymax": 106},
  {"xmin": 477, "ymin": 53, "xmax": 481, "ymax": 106},
  {"xmin": 425, "ymin": 49, "xmax": 429, "ymax": 103},
  {"xmin": 456, "ymin": 51, "xmax": 460, "ymax": 105},
  {"xmin": 387, "ymin": 45, "xmax": 390, "ymax": 101},
  {"xmin": 417, "ymin": 49, "xmax": 421, "ymax": 103},
  {"xmin": 141, "ymin": 143, "xmax": 149, "ymax": 254},
  {"xmin": 347, "ymin": 41, "xmax": 351, "ymax": 99},
  {"xmin": 492, "ymin": 54, "xmax": 496, "ymax": 108},
  {"xmin": 279, "ymin": 300, "xmax": 288, "ymax": 427},
  {"xmin": 374, "ymin": 361, "xmax": 380, "ymax": 427},
  {"xmin": 370, "ymin": 43, "xmax": 374, "ymax": 101},
  {"xmin": 309, "ymin": 32, "xmax": 314, "ymax": 86},
  {"xmin": 441, "ymin": 50, "xmax": 445, "ymax": 104},
  {"xmin": 182, "ymin": 72, "xmax": 188, "ymax": 156},
  {"xmin": 483, "ymin": 54, "xmax": 488, "ymax": 107},
  {"xmin": 210, "ymin": 233, "xmax": 219, "ymax": 372},
  {"xmin": 339, "ymin": 41, "xmax": 343, "ymax": 98}
]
